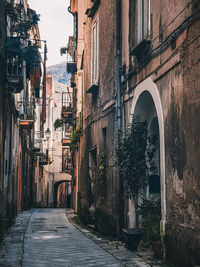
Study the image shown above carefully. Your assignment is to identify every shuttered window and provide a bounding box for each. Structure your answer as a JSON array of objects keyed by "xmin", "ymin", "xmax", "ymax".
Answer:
[{"xmin": 91, "ymin": 18, "xmax": 99, "ymax": 85}]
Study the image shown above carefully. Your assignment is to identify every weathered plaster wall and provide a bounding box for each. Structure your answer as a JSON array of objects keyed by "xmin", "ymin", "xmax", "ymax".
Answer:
[
  {"xmin": 79, "ymin": 0, "xmax": 119, "ymax": 223},
  {"xmin": 123, "ymin": 0, "xmax": 200, "ymax": 265},
  {"xmin": 164, "ymin": 17, "xmax": 200, "ymax": 267}
]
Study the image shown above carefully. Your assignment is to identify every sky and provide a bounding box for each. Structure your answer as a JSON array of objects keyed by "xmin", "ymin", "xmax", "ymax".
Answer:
[{"xmin": 28, "ymin": 0, "xmax": 73, "ymax": 67}]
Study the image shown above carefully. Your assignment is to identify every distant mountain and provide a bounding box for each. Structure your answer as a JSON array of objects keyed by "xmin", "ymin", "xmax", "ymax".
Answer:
[
  {"xmin": 54, "ymin": 81, "xmax": 67, "ymax": 93},
  {"xmin": 47, "ymin": 62, "xmax": 71, "ymax": 85}
]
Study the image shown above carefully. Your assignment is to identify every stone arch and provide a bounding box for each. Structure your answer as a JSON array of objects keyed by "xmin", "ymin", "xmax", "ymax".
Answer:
[
  {"xmin": 53, "ymin": 180, "xmax": 72, "ymax": 208},
  {"xmin": 128, "ymin": 77, "xmax": 166, "ymax": 229}
]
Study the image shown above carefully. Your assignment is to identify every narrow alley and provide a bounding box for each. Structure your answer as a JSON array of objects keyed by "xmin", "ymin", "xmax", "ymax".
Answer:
[
  {"xmin": 1, "ymin": 0, "xmax": 200, "ymax": 266},
  {"xmin": 0, "ymin": 209, "xmax": 123, "ymax": 267}
]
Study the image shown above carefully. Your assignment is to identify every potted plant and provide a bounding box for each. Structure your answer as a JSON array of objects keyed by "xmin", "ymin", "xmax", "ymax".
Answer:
[
  {"xmin": 117, "ymin": 116, "xmax": 157, "ymax": 251},
  {"xmin": 138, "ymin": 196, "xmax": 161, "ymax": 258}
]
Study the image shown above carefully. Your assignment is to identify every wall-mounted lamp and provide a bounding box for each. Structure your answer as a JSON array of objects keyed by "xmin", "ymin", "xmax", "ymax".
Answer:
[
  {"xmin": 120, "ymin": 64, "xmax": 127, "ymax": 86},
  {"xmin": 45, "ymin": 128, "xmax": 51, "ymax": 140}
]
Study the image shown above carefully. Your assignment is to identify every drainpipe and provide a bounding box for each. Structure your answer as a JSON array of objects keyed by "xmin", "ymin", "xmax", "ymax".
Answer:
[
  {"xmin": 116, "ymin": 0, "xmax": 122, "ymax": 134},
  {"xmin": 116, "ymin": 0, "xmax": 123, "ymax": 237}
]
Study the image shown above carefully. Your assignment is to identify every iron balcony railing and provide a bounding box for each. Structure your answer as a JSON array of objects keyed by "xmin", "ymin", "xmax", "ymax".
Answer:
[{"xmin": 6, "ymin": 55, "xmax": 24, "ymax": 93}]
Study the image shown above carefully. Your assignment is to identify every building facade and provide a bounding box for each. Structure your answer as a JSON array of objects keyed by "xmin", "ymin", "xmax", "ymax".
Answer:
[
  {"xmin": 0, "ymin": 0, "xmax": 41, "ymax": 242},
  {"xmin": 68, "ymin": 0, "xmax": 121, "ymax": 233},
  {"xmin": 33, "ymin": 73, "xmax": 72, "ymax": 208},
  {"xmin": 69, "ymin": 0, "xmax": 200, "ymax": 265},
  {"xmin": 122, "ymin": 0, "xmax": 200, "ymax": 265}
]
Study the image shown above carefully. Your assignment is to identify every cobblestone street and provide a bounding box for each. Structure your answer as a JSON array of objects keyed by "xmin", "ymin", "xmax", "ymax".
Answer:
[
  {"xmin": 0, "ymin": 209, "xmax": 169, "ymax": 267},
  {"xmin": 0, "ymin": 209, "xmax": 124, "ymax": 267}
]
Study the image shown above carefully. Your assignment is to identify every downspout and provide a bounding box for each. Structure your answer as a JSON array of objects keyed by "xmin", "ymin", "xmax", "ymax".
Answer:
[
  {"xmin": 68, "ymin": 2, "xmax": 75, "ymax": 210},
  {"xmin": 116, "ymin": 0, "xmax": 123, "ymax": 237}
]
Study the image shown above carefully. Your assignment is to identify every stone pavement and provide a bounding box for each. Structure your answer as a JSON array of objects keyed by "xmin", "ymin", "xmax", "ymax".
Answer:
[
  {"xmin": 0, "ymin": 209, "xmax": 122, "ymax": 267},
  {"xmin": 0, "ymin": 209, "xmax": 170, "ymax": 267},
  {"xmin": 66, "ymin": 211, "xmax": 170, "ymax": 267}
]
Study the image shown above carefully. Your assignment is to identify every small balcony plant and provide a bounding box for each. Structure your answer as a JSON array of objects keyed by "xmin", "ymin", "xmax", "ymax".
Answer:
[{"xmin": 54, "ymin": 118, "xmax": 62, "ymax": 130}]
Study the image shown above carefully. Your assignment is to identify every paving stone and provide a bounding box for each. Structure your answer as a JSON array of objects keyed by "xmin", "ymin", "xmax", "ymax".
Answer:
[
  {"xmin": 0, "ymin": 209, "xmax": 171, "ymax": 267},
  {"xmin": 0, "ymin": 209, "xmax": 124, "ymax": 267}
]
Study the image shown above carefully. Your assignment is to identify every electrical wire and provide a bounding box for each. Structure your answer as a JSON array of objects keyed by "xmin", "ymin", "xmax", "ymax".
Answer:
[
  {"xmin": 127, "ymin": 6, "xmax": 200, "ymax": 77},
  {"xmin": 150, "ymin": 0, "xmax": 194, "ymax": 45}
]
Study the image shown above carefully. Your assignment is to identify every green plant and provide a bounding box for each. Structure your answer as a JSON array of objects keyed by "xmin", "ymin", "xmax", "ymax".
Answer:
[
  {"xmin": 98, "ymin": 149, "xmax": 106, "ymax": 200},
  {"xmin": 94, "ymin": 208, "xmax": 116, "ymax": 237},
  {"xmin": 60, "ymin": 47, "xmax": 68, "ymax": 56},
  {"xmin": 117, "ymin": 115, "xmax": 157, "ymax": 227},
  {"xmin": 77, "ymin": 204, "xmax": 91, "ymax": 225},
  {"xmin": 70, "ymin": 128, "xmax": 82, "ymax": 156},
  {"xmin": 54, "ymin": 118, "xmax": 63, "ymax": 130},
  {"xmin": 138, "ymin": 196, "xmax": 161, "ymax": 247},
  {"xmin": 6, "ymin": 3, "xmax": 40, "ymax": 38}
]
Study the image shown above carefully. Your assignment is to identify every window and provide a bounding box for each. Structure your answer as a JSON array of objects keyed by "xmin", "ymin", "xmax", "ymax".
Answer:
[
  {"xmin": 74, "ymin": 12, "xmax": 78, "ymax": 49},
  {"xmin": 136, "ymin": 0, "xmax": 151, "ymax": 44},
  {"xmin": 91, "ymin": 18, "xmax": 99, "ymax": 85},
  {"xmin": 130, "ymin": 0, "xmax": 151, "ymax": 51},
  {"xmin": 62, "ymin": 148, "xmax": 72, "ymax": 173},
  {"xmin": 149, "ymin": 174, "xmax": 160, "ymax": 194}
]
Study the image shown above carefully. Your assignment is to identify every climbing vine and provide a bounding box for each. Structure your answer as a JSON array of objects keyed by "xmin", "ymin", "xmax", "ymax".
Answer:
[
  {"xmin": 70, "ymin": 128, "xmax": 82, "ymax": 156},
  {"xmin": 98, "ymin": 149, "xmax": 106, "ymax": 201}
]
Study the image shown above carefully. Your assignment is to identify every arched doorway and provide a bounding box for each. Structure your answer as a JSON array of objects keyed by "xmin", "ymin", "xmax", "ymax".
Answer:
[
  {"xmin": 128, "ymin": 77, "xmax": 166, "ymax": 232},
  {"xmin": 54, "ymin": 180, "xmax": 72, "ymax": 208}
]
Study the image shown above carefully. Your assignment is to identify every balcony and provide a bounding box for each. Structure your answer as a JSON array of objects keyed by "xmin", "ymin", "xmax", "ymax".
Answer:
[
  {"xmin": 39, "ymin": 159, "xmax": 48, "ymax": 165},
  {"xmin": 19, "ymin": 119, "xmax": 33, "ymax": 129},
  {"xmin": 62, "ymin": 106, "xmax": 73, "ymax": 118},
  {"xmin": 6, "ymin": 55, "xmax": 24, "ymax": 93},
  {"xmin": 32, "ymin": 147, "xmax": 41, "ymax": 153},
  {"xmin": 66, "ymin": 62, "xmax": 77, "ymax": 74},
  {"xmin": 18, "ymin": 101, "xmax": 35, "ymax": 120},
  {"xmin": 7, "ymin": 74, "xmax": 24, "ymax": 93},
  {"xmin": 39, "ymin": 150, "xmax": 48, "ymax": 165},
  {"xmin": 62, "ymin": 123, "xmax": 72, "ymax": 146},
  {"xmin": 62, "ymin": 147, "xmax": 72, "ymax": 173},
  {"xmin": 6, "ymin": 37, "xmax": 21, "ymax": 55},
  {"xmin": 62, "ymin": 138, "xmax": 71, "ymax": 146}
]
